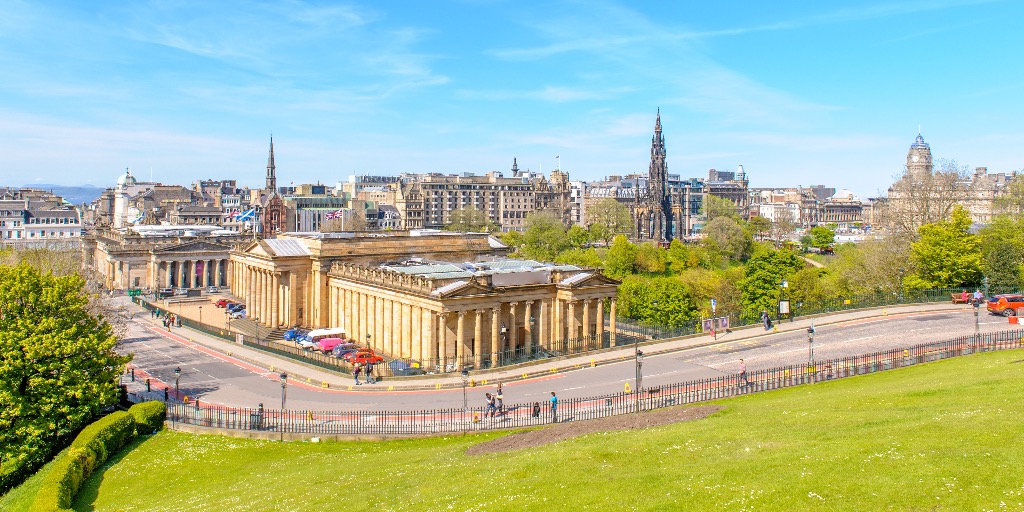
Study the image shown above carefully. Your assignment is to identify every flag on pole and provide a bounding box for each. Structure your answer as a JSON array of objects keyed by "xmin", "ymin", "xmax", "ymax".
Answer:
[
  {"xmin": 236, "ymin": 208, "xmax": 256, "ymax": 222},
  {"xmin": 325, "ymin": 209, "xmax": 345, "ymax": 220}
]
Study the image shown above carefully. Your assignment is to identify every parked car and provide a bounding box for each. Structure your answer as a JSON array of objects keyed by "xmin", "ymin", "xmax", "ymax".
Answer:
[
  {"xmin": 389, "ymin": 360, "xmax": 426, "ymax": 376},
  {"xmin": 283, "ymin": 328, "xmax": 309, "ymax": 341},
  {"xmin": 215, "ymin": 298, "xmax": 234, "ymax": 308},
  {"xmin": 316, "ymin": 337, "xmax": 347, "ymax": 354},
  {"xmin": 330, "ymin": 343, "xmax": 359, "ymax": 358},
  {"xmin": 296, "ymin": 336, "xmax": 316, "ymax": 350},
  {"xmin": 987, "ymin": 294, "xmax": 1024, "ymax": 316},
  {"xmin": 344, "ymin": 349, "xmax": 384, "ymax": 365},
  {"xmin": 207, "ymin": 286, "xmax": 220, "ymax": 294},
  {"xmin": 229, "ymin": 309, "xmax": 247, "ymax": 319},
  {"xmin": 157, "ymin": 288, "xmax": 174, "ymax": 299},
  {"xmin": 173, "ymin": 288, "xmax": 188, "ymax": 297},
  {"xmin": 227, "ymin": 303, "xmax": 246, "ymax": 313}
]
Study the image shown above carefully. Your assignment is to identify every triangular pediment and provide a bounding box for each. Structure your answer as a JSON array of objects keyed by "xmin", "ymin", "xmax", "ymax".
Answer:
[
  {"xmin": 557, "ymin": 271, "xmax": 620, "ymax": 289},
  {"xmin": 431, "ymin": 280, "xmax": 494, "ymax": 299},
  {"xmin": 238, "ymin": 238, "xmax": 272, "ymax": 257},
  {"xmin": 155, "ymin": 240, "xmax": 234, "ymax": 254}
]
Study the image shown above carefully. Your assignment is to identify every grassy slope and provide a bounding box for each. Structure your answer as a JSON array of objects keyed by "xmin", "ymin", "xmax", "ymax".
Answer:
[
  {"xmin": 75, "ymin": 350, "xmax": 1024, "ymax": 511},
  {"xmin": 0, "ymin": 449, "xmax": 68, "ymax": 512}
]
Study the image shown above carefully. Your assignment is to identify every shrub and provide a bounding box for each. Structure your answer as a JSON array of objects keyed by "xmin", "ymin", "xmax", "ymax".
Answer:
[
  {"xmin": 129, "ymin": 401, "xmax": 166, "ymax": 434},
  {"xmin": 31, "ymin": 411, "xmax": 137, "ymax": 512}
]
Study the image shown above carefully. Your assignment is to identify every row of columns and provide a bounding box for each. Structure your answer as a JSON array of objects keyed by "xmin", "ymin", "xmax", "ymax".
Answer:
[
  {"xmin": 233, "ymin": 262, "xmax": 294, "ymax": 328},
  {"xmin": 159, "ymin": 259, "xmax": 227, "ymax": 289}
]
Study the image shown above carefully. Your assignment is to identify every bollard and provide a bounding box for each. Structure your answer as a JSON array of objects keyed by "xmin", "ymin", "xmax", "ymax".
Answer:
[
  {"xmin": 163, "ymin": 388, "xmax": 168, "ymax": 401},
  {"xmin": 130, "ymin": 368, "xmax": 135, "ymax": 382},
  {"xmin": 145, "ymin": 377, "xmax": 151, "ymax": 392}
]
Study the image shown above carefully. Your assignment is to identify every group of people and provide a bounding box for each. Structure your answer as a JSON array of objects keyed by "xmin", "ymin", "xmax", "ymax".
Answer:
[
  {"xmin": 760, "ymin": 310, "xmax": 775, "ymax": 331},
  {"xmin": 152, "ymin": 308, "xmax": 178, "ymax": 331},
  {"xmin": 352, "ymin": 362, "xmax": 375, "ymax": 385},
  {"xmin": 960, "ymin": 289, "xmax": 986, "ymax": 305},
  {"xmin": 483, "ymin": 384, "xmax": 559, "ymax": 423}
]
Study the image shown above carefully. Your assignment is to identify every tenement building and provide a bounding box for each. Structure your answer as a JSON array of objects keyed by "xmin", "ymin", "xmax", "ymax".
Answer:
[{"xmin": 229, "ymin": 231, "xmax": 619, "ymax": 369}]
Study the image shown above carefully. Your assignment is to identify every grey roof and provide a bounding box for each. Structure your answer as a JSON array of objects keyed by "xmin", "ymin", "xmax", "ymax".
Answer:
[
  {"xmin": 559, "ymin": 272, "xmax": 592, "ymax": 286},
  {"xmin": 264, "ymin": 238, "xmax": 311, "ymax": 257},
  {"xmin": 431, "ymin": 280, "xmax": 469, "ymax": 297}
]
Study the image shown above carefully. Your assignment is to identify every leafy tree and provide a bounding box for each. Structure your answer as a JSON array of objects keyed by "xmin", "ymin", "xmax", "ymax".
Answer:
[
  {"xmin": 882, "ymin": 158, "xmax": 973, "ymax": 238},
  {"xmin": 566, "ymin": 224, "xmax": 590, "ymax": 250},
  {"xmin": 830, "ymin": 238, "xmax": 910, "ymax": 293},
  {"xmin": 521, "ymin": 212, "xmax": 568, "ymax": 261},
  {"xmin": 500, "ymin": 230, "xmax": 524, "ymax": 253},
  {"xmin": 810, "ymin": 225, "xmax": 835, "ymax": 251},
  {"xmin": 748, "ymin": 216, "xmax": 772, "ymax": 241},
  {"xmin": 635, "ymin": 242, "xmax": 667, "ymax": 274},
  {"xmin": 907, "ymin": 205, "xmax": 982, "ymax": 288},
  {"xmin": 666, "ymin": 239, "xmax": 696, "ymax": 274},
  {"xmin": 738, "ymin": 246, "xmax": 804, "ymax": 319},
  {"xmin": 770, "ymin": 216, "xmax": 798, "ymax": 248},
  {"xmin": 978, "ymin": 215, "xmax": 1024, "ymax": 291},
  {"xmin": 992, "ymin": 172, "xmax": 1024, "ymax": 215},
  {"xmin": 616, "ymin": 276, "xmax": 697, "ymax": 327},
  {"xmin": 554, "ymin": 248, "xmax": 604, "ymax": 268},
  {"xmin": 604, "ymin": 235, "xmax": 637, "ymax": 279},
  {"xmin": 700, "ymin": 216, "xmax": 752, "ymax": 265},
  {"xmin": 586, "ymin": 198, "xmax": 633, "ymax": 245},
  {"xmin": 678, "ymin": 267, "xmax": 742, "ymax": 319},
  {"xmin": 0, "ymin": 263, "xmax": 129, "ymax": 489},
  {"xmin": 701, "ymin": 194, "xmax": 739, "ymax": 222},
  {"xmin": 443, "ymin": 206, "xmax": 494, "ymax": 233}
]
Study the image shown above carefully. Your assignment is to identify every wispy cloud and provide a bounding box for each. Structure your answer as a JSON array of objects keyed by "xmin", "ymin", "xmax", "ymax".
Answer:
[{"xmin": 456, "ymin": 85, "xmax": 627, "ymax": 102}]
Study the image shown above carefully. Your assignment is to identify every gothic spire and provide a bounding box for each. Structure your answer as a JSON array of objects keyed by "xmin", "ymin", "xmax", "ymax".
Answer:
[
  {"xmin": 266, "ymin": 136, "xmax": 277, "ymax": 192},
  {"xmin": 512, "ymin": 157, "xmax": 519, "ymax": 177}
]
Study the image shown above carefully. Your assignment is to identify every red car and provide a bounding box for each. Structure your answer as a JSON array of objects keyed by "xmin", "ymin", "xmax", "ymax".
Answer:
[
  {"xmin": 344, "ymin": 350, "xmax": 384, "ymax": 365},
  {"xmin": 215, "ymin": 298, "xmax": 235, "ymax": 308}
]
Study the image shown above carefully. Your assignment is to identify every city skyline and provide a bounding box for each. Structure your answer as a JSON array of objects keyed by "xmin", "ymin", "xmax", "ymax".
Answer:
[{"xmin": 0, "ymin": 0, "xmax": 1020, "ymax": 198}]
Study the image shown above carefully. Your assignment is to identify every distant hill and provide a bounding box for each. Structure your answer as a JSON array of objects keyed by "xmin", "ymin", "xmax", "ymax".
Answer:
[{"xmin": 22, "ymin": 184, "xmax": 106, "ymax": 205}]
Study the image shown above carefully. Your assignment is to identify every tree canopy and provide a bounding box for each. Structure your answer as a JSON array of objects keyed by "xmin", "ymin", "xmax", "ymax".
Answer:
[
  {"xmin": 809, "ymin": 225, "xmax": 836, "ymax": 251},
  {"xmin": 586, "ymin": 198, "xmax": 633, "ymax": 245},
  {"xmin": 0, "ymin": 263, "xmax": 129, "ymax": 489},
  {"xmin": 443, "ymin": 206, "xmax": 495, "ymax": 233},
  {"xmin": 701, "ymin": 194, "xmax": 739, "ymax": 222},
  {"xmin": 907, "ymin": 205, "xmax": 982, "ymax": 288}
]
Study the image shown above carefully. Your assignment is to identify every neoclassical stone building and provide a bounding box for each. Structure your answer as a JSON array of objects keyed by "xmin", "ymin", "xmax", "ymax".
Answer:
[{"xmin": 229, "ymin": 231, "xmax": 619, "ymax": 369}]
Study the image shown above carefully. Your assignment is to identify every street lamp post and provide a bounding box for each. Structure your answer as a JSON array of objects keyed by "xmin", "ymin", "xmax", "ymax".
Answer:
[
  {"xmin": 635, "ymin": 346, "xmax": 644, "ymax": 412},
  {"xmin": 254, "ymin": 317, "xmax": 260, "ymax": 344},
  {"xmin": 983, "ymin": 275, "xmax": 990, "ymax": 298},
  {"xmin": 279, "ymin": 372, "xmax": 287, "ymax": 442},
  {"xmin": 460, "ymin": 368, "xmax": 469, "ymax": 411},
  {"xmin": 807, "ymin": 323, "xmax": 815, "ymax": 364},
  {"xmin": 198, "ymin": 305, "xmax": 202, "ymax": 325},
  {"xmin": 897, "ymin": 268, "xmax": 905, "ymax": 302},
  {"xmin": 974, "ymin": 302, "xmax": 981, "ymax": 337},
  {"xmin": 174, "ymin": 366, "xmax": 181, "ymax": 400}
]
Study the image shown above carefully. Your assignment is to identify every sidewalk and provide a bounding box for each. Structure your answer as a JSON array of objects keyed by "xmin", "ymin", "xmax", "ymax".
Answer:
[{"xmin": 127, "ymin": 300, "xmax": 971, "ymax": 393}]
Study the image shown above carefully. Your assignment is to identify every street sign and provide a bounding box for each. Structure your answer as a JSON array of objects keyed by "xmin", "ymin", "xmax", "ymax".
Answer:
[{"xmin": 711, "ymin": 298, "xmax": 717, "ymax": 314}]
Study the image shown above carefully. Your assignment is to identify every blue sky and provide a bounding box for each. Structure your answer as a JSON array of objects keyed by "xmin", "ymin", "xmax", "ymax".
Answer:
[{"xmin": 0, "ymin": 0, "xmax": 1020, "ymax": 198}]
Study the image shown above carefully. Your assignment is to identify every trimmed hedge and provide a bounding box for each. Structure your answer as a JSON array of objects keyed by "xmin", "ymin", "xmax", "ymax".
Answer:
[
  {"xmin": 31, "ymin": 411, "xmax": 137, "ymax": 512},
  {"xmin": 129, "ymin": 401, "xmax": 166, "ymax": 434}
]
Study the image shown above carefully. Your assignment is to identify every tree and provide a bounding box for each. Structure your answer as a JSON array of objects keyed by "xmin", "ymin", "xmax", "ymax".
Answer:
[
  {"xmin": 443, "ymin": 206, "xmax": 494, "ymax": 233},
  {"xmin": 748, "ymin": 216, "xmax": 772, "ymax": 241},
  {"xmin": 616, "ymin": 276, "xmax": 697, "ymax": 327},
  {"xmin": 521, "ymin": 211, "xmax": 568, "ymax": 261},
  {"xmin": 770, "ymin": 215, "xmax": 797, "ymax": 247},
  {"xmin": 992, "ymin": 173, "xmax": 1024, "ymax": 215},
  {"xmin": 554, "ymin": 248, "xmax": 603, "ymax": 268},
  {"xmin": 666, "ymin": 239, "xmax": 697, "ymax": 274},
  {"xmin": 978, "ymin": 215, "xmax": 1024, "ymax": 291},
  {"xmin": 604, "ymin": 235, "xmax": 637, "ymax": 279},
  {"xmin": 700, "ymin": 216, "xmax": 752, "ymax": 265},
  {"xmin": 586, "ymin": 198, "xmax": 633, "ymax": 245},
  {"xmin": 809, "ymin": 225, "xmax": 835, "ymax": 251},
  {"xmin": 907, "ymin": 205, "xmax": 982, "ymax": 288},
  {"xmin": 500, "ymin": 230, "xmax": 524, "ymax": 254},
  {"xmin": 635, "ymin": 242, "xmax": 667, "ymax": 274},
  {"xmin": 738, "ymin": 246, "xmax": 804, "ymax": 319},
  {"xmin": 830, "ymin": 238, "xmax": 910, "ymax": 293},
  {"xmin": 0, "ymin": 263, "xmax": 129, "ymax": 490},
  {"xmin": 882, "ymin": 158, "xmax": 973, "ymax": 237},
  {"xmin": 701, "ymin": 194, "xmax": 739, "ymax": 222},
  {"xmin": 565, "ymin": 224, "xmax": 590, "ymax": 250}
]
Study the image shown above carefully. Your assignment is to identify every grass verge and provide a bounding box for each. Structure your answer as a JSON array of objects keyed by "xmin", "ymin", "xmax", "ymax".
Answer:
[
  {"xmin": 0, "ymin": 448, "xmax": 68, "ymax": 512},
  {"xmin": 74, "ymin": 349, "xmax": 1024, "ymax": 511}
]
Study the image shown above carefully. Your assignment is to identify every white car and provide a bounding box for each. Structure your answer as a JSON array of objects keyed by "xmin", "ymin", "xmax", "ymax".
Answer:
[
  {"xmin": 229, "ymin": 309, "xmax": 246, "ymax": 319},
  {"xmin": 207, "ymin": 286, "xmax": 219, "ymax": 294}
]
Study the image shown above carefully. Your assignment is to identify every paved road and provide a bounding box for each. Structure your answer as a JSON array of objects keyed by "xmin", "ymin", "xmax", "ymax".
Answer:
[{"xmin": 119, "ymin": 301, "xmax": 1011, "ymax": 412}]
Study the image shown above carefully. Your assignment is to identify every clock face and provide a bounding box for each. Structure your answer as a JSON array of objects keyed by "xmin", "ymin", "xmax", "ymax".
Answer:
[{"xmin": 912, "ymin": 154, "xmax": 920, "ymax": 162}]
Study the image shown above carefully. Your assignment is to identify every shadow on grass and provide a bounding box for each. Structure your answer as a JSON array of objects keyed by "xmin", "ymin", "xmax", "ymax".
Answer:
[{"xmin": 72, "ymin": 433, "xmax": 154, "ymax": 512}]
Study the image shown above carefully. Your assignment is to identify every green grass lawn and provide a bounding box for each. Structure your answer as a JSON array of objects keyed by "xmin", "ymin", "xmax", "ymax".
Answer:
[
  {"xmin": 71, "ymin": 350, "xmax": 1024, "ymax": 511},
  {"xmin": 0, "ymin": 448, "xmax": 68, "ymax": 512}
]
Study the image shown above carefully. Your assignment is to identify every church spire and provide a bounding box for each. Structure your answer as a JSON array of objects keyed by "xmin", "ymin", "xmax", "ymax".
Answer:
[
  {"xmin": 266, "ymin": 136, "xmax": 277, "ymax": 192},
  {"xmin": 511, "ymin": 157, "xmax": 519, "ymax": 177}
]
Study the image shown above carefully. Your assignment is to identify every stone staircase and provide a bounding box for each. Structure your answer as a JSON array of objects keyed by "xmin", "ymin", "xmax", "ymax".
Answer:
[{"xmin": 229, "ymin": 317, "xmax": 286, "ymax": 343}]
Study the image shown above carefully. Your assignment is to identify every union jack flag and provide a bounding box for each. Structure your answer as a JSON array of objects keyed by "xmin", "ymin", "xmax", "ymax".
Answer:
[{"xmin": 325, "ymin": 209, "xmax": 345, "ymax": 220}]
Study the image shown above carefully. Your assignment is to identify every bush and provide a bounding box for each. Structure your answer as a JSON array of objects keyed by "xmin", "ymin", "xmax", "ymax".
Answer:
[
  {"xmin": 31, "ymin": 411, "xmax": 137, "ymax": 512},
  {"xmin": 129, "ymin": 401, "xmax": 166, "ymax": 434}
]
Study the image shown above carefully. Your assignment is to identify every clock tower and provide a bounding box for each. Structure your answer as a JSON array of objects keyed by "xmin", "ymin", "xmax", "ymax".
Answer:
[{"xmin": 906, "ymin": 132, "xmax": 933, "ymax": 177}]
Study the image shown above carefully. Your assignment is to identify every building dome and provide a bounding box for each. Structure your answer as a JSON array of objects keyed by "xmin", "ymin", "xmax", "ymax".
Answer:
[
  {"xmin": 117, "ymin": 169, "xmax": 137, "ymax": 188},
  {"xmin": 910, "ymin": 133, "xmax": 929, "ymax": 149}
]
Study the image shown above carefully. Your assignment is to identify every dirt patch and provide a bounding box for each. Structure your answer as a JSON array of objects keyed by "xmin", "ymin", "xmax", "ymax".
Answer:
[{"xmin": 466, "ymin": 404, "xmax": 723, "ymax": 456}]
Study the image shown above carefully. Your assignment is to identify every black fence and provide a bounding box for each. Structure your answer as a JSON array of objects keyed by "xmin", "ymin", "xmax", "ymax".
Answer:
[{"xmin": 148, "ymin": 328, "xmax": 1024, "ymax": 435}]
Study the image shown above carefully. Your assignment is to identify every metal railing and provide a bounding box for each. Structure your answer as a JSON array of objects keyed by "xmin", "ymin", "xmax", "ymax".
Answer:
[{"xmin": 147, "ymin": 328, "xmax": 1024, "ymax": 435}]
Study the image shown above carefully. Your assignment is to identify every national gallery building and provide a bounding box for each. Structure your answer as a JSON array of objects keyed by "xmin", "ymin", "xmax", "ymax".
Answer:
[{"xmin": 228, "ymin": 231, "xmax": 620, "ymax": 367}]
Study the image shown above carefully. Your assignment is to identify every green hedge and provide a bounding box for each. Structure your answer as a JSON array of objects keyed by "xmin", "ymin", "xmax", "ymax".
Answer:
[
  {"xmin": 128, "ymin": 401, "xmax": 166, "ymax": 434},
  {"xmin": 30, "ymin": 411, "xmax": 137, "ymax": 512}
]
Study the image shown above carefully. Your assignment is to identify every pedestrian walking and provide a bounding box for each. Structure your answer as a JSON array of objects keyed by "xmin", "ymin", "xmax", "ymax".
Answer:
[
  {"xmin": 826, "ymin": 362, "xmax": 834, "ymax": 380},
  {"xmin": 496, "ymin": 384, "xmax": 504, "ymax": 415},
  {"xmin": 485, "ymin": 393, "xmax": 496, "ymax": 418},
  {"xmin": 738, "ymin": 358, "xmax": 749, "ymax": 387},
  {"xmin": 364, "ymin": 361, "xmax": 374, "ymax": 384},
  {"xmin": 761, "ymin": 310, "xmax": 772, "ymax": 331},
  {"xmin": 353, "ymin": 363, "xmax": 362, "ymax": 385},
  {"xmin": 549, "ymin": 391, "xmax": 558, "ymax": 423}
]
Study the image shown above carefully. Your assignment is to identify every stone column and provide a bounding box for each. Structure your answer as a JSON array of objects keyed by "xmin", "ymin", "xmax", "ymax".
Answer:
[
  {"xmin": 490, "ymin": 307, "xmax": 500, "ymax": 366},
  {"xmin": 597, "ymin": 298, "xmax": 606, "ymax": 348},
  {"xmin": 201, "ymin": 260, "xmax": 209, "ymax": 288},
  {"xmin": 215, "ymin": 259, "xmax": 222, "ymax": 288},
  {"xmin": 246, "ymin": 266, "xmax": 254, "ymax": 310},
  {"xmin": 383, "ymin": 299, "xmax": 393, "ymax": 356},
  {"xmin": 474, "ymin": 310, "xmax": 484, "ymax": 368},
  {"xmin": 270, "ymin": 272, "xmax": 279, "ymax": 327},
  {"xmin": 552, "ymin": 298, "xmax": 562, "ymax": 345},
  {"xmin": 568, "ymin": 300, "xmax": 577, "ymax": 342},
  {"xmin": 610, "ymin": 298, "xmax": 617, "ymax": 345},
  {"xmin": 456, "ymin": 311, "xmax": 467, "ymax": 367},
  {"xmin": 437, "ymin": 313, "xmax": 448, "ymax": 371},
  {"xmin": 329, "ymin": 286, "xmax": 337, "ymax": 327},
  {"xmin": 523, "ymin": 301, "xmax": 533, "ymax": 357},
  {"xmin": 582, "ymin": 298, "xmax": 592, "ymax": 347},
  {"xmin": 425, "ymin": 309, "xmax": 438, "ymax": 364},
  {"xmin": 410, "ymin": 306, "xmax": 422, "ymax": 361},
  {"xmin": 508, "ymin": 302, "xmax": 518, "ymax": 355},
  {"xmin": 376, "ymin": 296, "xmax": 385, "ymax": 352},
  {"xmin": 402, "ymin": 303, "xmax": 413, "ymax": 359}
]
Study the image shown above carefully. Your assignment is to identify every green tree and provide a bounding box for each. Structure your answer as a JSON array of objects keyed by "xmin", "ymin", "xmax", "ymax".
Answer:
[
  {"xmin": 666, "ymin": 239, "xmax": 696, "ymax": 274},
  {"xmin": 521, "ymin": 212, "xmax": 568, "ymax": 261},
  {"xmin": 978, "ymin": 215, "xmax": 1024, "ymax": 291},
  {"xmin": 635, "ymin": 242, "xmax": 667, "ymax": 274},
  {"xmin": 586, "ymin": 198, "xmax": 633, "ymax": 245},
  {"xmin": 907, "ymin": 205, "xmax": 982, "ymax": 288},
  {"xmin": 616, "ymin": 276, "xmax": 697, "ymax": 327},
  {"xmin": 604, "ymin": 235, "xmax": 637, "ymax": 279},
  {"xmin": 748, "ymin": 216, "xmax": 772, "ymax": 241},
  {"xmin": 554, "ymin": 248, "xmax": 604, "ymax": 268},
  {"xmin": 701, "ymin": 216, "xmax": 752, "ymax": 265},
  {"xmin": 443, "ymin": 206, "xmax": 494, "ymax": 232},
  {"xmin": 810, "ymin": 225, "xmax": 835, "ymax": 251},
  {"xmin": 0, "ymin": 263, "xmax": 129, "ymax": 489},
  {"xmin": 500, "ymin": 230, "xmax": 524, "ymax": 254},
  {"xmin": 566, "ymin": 224, "xmax": 590, "ymax": 250},
  {"xmin": 701, "ymin": 194, "xmax": 739, "ymax": 222},
  {"xmin": 738, "ymin": 246, "xmax": 804, "ymax": 319}
]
